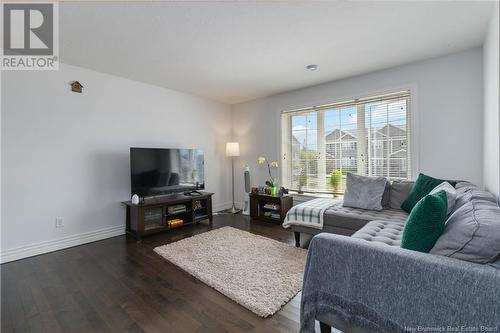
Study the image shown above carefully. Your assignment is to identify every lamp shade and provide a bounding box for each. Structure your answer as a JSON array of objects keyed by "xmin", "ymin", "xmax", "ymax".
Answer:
[{"xmin": 226, "ymin": 142, "xmax": 240, "ymax": 157}]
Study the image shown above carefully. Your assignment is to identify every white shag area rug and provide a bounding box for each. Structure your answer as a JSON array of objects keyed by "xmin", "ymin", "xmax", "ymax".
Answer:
[{"xmin": 154, "ymin": 226, "xmax": 308, "ymax": 317}]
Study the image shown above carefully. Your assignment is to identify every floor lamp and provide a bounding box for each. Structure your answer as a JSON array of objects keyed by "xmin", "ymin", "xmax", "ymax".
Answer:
[{"xmin": 226, "ymin": 142, "xmax": 241, "ymax": 214}]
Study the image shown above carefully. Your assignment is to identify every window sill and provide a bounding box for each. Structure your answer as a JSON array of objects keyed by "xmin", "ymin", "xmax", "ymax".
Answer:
[{"xmin": 289, "ymin": 191, "xmax": 343, "ymax": 203}]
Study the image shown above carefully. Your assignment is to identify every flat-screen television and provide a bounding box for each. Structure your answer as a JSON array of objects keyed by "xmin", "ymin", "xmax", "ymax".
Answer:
[{"xmin": 130, "ymin": 148, "xmax": 205, "ymax": 197}]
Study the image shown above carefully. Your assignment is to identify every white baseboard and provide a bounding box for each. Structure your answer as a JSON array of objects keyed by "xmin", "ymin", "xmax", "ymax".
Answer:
[
  {"xmin": 1, "ymin": 202, "xmax": 238, "ymax": 264},
  {"xmin": 213, "ymin": 201, "xmax": 233, "ymax": 212},
  {"xmin": 213, "ymin": 201, "xmax": 245, "ymax": 212},
  {"xmin": 0, "ymin": 225, "xmax": 125, "ymax": 264}
]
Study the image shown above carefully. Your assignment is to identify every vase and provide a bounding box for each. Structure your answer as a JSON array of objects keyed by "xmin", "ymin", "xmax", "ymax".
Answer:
[{"xmin": 270, "ymin": 186, "xmax": 277, "ymax": 197}]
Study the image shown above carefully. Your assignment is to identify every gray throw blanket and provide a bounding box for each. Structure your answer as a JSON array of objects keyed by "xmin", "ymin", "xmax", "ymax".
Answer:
[{"xmin": 300, "ymin": 233, "xmax": 500, "ymax": 333}]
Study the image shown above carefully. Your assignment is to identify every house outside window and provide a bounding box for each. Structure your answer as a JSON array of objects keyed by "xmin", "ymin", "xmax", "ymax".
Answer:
[{"xmin": 281, "ymin": 91, "xmax": 411, "ymax": 194}]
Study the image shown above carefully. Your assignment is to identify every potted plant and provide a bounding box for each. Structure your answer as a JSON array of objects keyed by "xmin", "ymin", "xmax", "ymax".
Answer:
[
  {"xmin": 330, "ymin": 169, "xmax": 342, "ymax": 197},
  {"xmin": 258, "ymin": 156, "xmax": 279, "ymax": 196}
]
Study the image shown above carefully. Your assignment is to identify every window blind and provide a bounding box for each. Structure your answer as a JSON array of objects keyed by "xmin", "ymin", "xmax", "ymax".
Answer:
[{"xmin": 281, "ymin": 91, "xmax": 411, "ymax": 194}]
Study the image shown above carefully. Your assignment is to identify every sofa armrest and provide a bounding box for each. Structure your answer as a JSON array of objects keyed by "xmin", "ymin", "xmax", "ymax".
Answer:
[{"xmin": 300, "ymin": 233, "xmax": 500, "ymax": 333}]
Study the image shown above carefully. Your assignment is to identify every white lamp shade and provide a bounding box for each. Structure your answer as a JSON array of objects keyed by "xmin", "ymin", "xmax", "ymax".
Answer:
[{"xmin": 226, "ymin": 142, "xmax": 240, "ymax": 157}]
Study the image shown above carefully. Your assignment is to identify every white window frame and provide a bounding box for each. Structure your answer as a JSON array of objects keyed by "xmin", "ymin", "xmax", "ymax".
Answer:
[{"xmin": 279, "ymin": 85, "xmax": 419, "ymax": 194}]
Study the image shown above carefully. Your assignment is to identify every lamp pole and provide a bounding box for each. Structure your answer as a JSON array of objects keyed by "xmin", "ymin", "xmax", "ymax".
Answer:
[
  {"xmin": 231, "ymin": 156, "xmax": 237, "ymax": 213},
  {"xmin": 226, "ymin": 142, "xmax": 241, "ymax": 214}
]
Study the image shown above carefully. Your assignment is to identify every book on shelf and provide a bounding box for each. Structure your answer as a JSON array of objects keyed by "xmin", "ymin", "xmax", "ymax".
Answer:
[
  {"xmin": 167, "ymin": 218, "xmax": 183, "ymax": 227},
  {"xmin": 168, "ymin": 204, "xmax": 187, "ymax": 214},
  {"xmin": 263, "ymin": 211, "xmax": 280, "ymax": 219},
  {"xmin": 262, "ymin": 203, "xmax": 280, "ymax": 210},
  {"xmin": 194, "ymin": 212, "xmax": 208, "ymax": 220}
]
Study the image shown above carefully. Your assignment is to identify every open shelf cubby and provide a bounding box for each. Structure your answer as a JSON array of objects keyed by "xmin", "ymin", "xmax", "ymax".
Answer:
[{"xmin": 249, "ymin": 193, "xmax": 293, "ymax": 224}]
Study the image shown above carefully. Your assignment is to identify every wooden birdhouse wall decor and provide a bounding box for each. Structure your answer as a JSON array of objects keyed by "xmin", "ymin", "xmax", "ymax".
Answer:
[{"xmin": 70, "ymin": 81, "xmax": 83, "ymax": 93}]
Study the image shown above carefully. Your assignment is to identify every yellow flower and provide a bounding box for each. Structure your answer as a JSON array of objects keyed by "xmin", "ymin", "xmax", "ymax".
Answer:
[
  {"xmin": 270, "ymin": 161, "xmax": 279, "ymax": 168},
  {"xmin": 257, "ymin": 156, "xmax": 266, "ymax": 165}
]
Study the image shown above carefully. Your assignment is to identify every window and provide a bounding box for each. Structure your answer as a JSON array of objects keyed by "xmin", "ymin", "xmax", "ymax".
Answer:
[{"xmin": 281, "ymin": 91, "xmax": 411, "ymax": 194}]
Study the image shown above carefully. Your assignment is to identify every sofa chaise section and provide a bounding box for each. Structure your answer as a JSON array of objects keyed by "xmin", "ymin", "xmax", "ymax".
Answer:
[
  {"xmin": 300, "ymin": 233, "xmax": 500, "ymax": 333},
  {"xmin": 290, "ymin": 201, "xmax": 409, "ymax": 246},
  {"xmin": 300, "ymin": 182, "xmax": 500, "ymax": 332},
  {"xmin": 288, "ymin": 180, "xmax": 413, "ymax": 246}
]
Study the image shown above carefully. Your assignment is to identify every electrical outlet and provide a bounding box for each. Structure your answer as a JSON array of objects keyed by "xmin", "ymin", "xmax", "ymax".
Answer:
[{"xmin": 55, "ymin": 217, "xmax": 64, "ymax": 228}]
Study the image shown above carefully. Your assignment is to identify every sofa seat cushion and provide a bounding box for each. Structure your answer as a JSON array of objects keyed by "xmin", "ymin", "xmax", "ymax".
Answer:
[
  {"xmin": 324, "ymin": 205, "xmax": 408, "ymax": 231},
  {"xmin": 351, "ymin": 220, "xmax": 405, "ymax": 246}
]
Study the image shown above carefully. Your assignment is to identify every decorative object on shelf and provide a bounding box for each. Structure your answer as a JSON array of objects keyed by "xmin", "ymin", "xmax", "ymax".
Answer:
[
  {"xmin": 226, "ymin": 142, "xmax": 241, "ymax": 214},
  {"xmin": 131, "ymin": 194, "xmax": 139, "ymax": 205},
  {"xmin": 330, "ymin": 169, "xmax": 343, "ymax": 197},
  {"xmin": 251, "ymin": 187, "xmax": 259, "ymax": 194},
  {"xmin": 269, "ymin": 186, "xmax": 277, "ymax": 196},
  {"xmin": 70, "ymin": 80, "xmax": 83, "ymax": 93},
  {"xmin": 258, "ymin": 156, "xmax": 279, "ymax": 196},
  {"xmin": 279, "ymin": 187, "xmax": 288, "ymax": 196},
  {"xmin": 193, "ymin": 200, "xmax": 203, "ymax": 211}
]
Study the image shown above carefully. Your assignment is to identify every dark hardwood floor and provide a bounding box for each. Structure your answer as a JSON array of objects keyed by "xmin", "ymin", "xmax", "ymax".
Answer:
[{"xmin": 1, "ymin": 214, "xmax": 323, "ymax": 333}]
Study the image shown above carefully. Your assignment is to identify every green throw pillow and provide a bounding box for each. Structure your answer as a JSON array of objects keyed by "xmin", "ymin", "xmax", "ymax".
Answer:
[
  {"xmin": 401, "ymin": 173, "xmax": 456, "ymax": 213},
  {"xmin": 401, "ymin": 190, "xmax": 448, "ymax": 253}
]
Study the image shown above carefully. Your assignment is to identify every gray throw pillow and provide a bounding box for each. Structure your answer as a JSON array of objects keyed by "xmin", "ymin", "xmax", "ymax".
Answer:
[
  {"xmin": 343, "ymin": 173, "xmax": 387, "ymax": 211},
  {"xmin": 430, "ymin": 188, "xmax": 500, "ymax": 264},
  {"xmin": 389, "ymin": 180, "xmax": 414, "ymax": 210},
  {"xmin": 381, "ymin": 181, "xmax": 391, "ymax": 207},
  {"xmin": 429, "ymin": 182, "xmax": 457, "ymax": 215}
]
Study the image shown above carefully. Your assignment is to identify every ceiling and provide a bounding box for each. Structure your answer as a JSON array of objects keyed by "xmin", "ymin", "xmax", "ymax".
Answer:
[{"xmin": 60, "ymin": 1, "xmax": 494, "ymax": 104}]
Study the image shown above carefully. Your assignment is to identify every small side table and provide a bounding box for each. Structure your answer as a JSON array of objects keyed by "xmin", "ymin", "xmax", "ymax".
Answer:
[{"xmin": 249, "ymin": 193, "xmax": 293, "ymax": 224}]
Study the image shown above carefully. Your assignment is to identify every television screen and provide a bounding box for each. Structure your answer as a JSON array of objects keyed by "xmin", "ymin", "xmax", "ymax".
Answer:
[{"xmin": 130, "ymin": 148, "xmax": 205, "ymax": 197}]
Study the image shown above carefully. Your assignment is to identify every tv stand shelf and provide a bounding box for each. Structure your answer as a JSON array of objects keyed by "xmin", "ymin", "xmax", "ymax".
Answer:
[{"xmin": 122, "ymin": 191, "xmax": 213, "ymax": 240}]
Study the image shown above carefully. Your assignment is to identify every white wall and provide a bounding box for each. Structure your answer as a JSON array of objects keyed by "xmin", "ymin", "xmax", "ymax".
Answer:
[
  {"xmin": 0, "ymin": 47, "xmax": 489, "ymax": 262},
  {"xmin": 483, "ymin": 2, "xmax": 500, "ymax": 201},
  {"xmin": 232, "ymin": 48, "xmax": 484, "ymax": 202},
  {"xmin": 1, "ymin": 63, "xmax": 232, "ymax": 263}
]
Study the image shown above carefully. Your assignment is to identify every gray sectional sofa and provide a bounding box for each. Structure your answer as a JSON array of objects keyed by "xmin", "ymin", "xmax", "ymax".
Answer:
[
  {"xmin": 299, "ymin": 181, "xmax": 500, "ymax": 333},
  {"xmin": 292, "ymin": 180, "xmax": 413, "ymax": 245}
]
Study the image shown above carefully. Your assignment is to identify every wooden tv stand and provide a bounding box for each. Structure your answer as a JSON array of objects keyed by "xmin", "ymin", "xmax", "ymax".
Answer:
[{"xmin": 122, "ymin": 191, "xmax": 213, "ymax": 240}]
